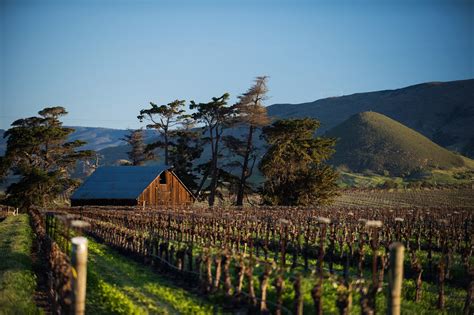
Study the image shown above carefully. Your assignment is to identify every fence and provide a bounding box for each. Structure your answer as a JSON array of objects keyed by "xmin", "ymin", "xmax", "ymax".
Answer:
[
  {"xmin": 29, "ymin": 208, "xmax": 89, "ymax": 315},
  {"xmin": 0, "ymin": 205, "xmax": 18, "ymax": 220}
]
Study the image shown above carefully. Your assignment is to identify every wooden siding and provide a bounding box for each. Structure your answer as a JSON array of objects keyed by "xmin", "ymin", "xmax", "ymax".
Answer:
[{"xmin": 137, "ymin": 170, "xmax": 194, "ymax": 207}]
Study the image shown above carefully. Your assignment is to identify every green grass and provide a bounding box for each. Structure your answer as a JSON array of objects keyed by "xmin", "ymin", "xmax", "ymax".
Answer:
[
  {"xmin": 425, "ymin": 169, "xmax": 474, "ymax": 186},
  {"xmin": 0, "ymin": 214, "xmax": 40, "ymax": 314},
  {"xmin": 337, "ymin": 171, "xmax": 404, "ymax": 188},
  {"xmin": 85, "ymin": 238, "xmax": 216, "ymax": 314}
]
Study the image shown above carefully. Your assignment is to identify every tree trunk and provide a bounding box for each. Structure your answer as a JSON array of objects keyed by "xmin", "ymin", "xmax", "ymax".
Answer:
[
  {"xmin": 195, "ymin": 167, "xmax": 210, "ymax": 198},
  {"xmin": 164, "ymin": 133, "xmax": 169, "ymax": 165},
  {"xmin": 293, "ymin": 274, "xmax": 304, "ymax": 315},
  {"xmin": 311, "ymin": 277, "xmax": 323, "ymax": 315},
  {"xmin": 274, "ymin": 274, "xmax": 284, "ymax": 315},
  {"xmin": 464, "ymin": 268, "xmax": 473, "ymax": 315},
  {"xmin": 208, "ymin": 128, "xmax": 220, "ymax": 206},
  {"xmin": 236, "ymin": 125, "xmax": 254, "ymax": 206}
]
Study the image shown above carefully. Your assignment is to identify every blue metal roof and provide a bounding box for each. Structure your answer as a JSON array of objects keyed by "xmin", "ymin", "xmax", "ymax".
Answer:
[{"xmin": 71, "ymin": 165, "xmax": 170, "ymax": 200}]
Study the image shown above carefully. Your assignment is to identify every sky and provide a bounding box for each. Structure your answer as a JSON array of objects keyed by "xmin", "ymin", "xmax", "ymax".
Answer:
[{"xmin": 1, "ymin": 0, "xmax": 473, "ymax": 129}]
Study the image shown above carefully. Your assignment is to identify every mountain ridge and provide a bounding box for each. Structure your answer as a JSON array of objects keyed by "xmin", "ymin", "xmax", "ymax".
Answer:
[{"xmin": 267, "ymin": 78, "xmax": 474, "ymax": 156}]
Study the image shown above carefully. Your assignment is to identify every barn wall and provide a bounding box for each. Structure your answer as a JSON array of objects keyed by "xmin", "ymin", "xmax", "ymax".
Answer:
[{"xmin": 137, "ymin": 171, "xmax": 194, "ymax": 207}]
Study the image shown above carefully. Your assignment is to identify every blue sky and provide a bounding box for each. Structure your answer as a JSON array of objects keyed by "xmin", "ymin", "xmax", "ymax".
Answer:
[{"xmin": 1, "ymin": 0, "xmax": 472, "ymax": 129}]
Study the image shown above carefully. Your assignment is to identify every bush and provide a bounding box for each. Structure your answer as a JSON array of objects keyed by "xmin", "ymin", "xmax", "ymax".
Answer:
[{"xmin": 380, "ymin": 179, "xmax": 398, "ymax": 189}]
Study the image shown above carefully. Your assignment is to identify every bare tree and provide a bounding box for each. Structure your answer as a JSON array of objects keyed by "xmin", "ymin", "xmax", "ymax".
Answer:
[{"xmin": 232, "ymin": 76, "xmax": 271, "ymax": 206}]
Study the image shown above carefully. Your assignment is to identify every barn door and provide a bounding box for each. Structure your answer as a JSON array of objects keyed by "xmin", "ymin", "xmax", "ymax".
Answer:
[{"xmin": 158, "ymin": 172, "xmax": 171, "ymax": 205}]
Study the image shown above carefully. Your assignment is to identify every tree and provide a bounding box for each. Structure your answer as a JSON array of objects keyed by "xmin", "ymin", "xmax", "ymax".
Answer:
[
  {"xmin": 190, "ymin": 93, "xmax": 235, "ymax": 206},
  {"xmin": 168, "ymin": 118, "xmax": 203, "ymax": 191},
  {"xmin": 259, "ymin": 118, "xmax": 339, "ymax": 206},
  {"xmin": 2, "ymin": 107, "xmax": 94, "ymax": 208},
  {"xmin": 122, "ymin": 129, "xmax": 151, "ymax": 166},
  {"xmin": 138, "ymin": 100, "xmax": 186, "ymax": 165},
  {"xmin": 228, "ymin": 76, "xmax": 271, "ymax": 206}
]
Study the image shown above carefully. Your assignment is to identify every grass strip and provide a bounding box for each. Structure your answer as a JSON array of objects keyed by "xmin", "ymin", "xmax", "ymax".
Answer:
[
  {"xmin": 0, "ymin": 214, "xmax": 40, "ymax": 314},
  {"xmin": 86, "ymin": 238, "xmax": 215, "ymax": 314}
]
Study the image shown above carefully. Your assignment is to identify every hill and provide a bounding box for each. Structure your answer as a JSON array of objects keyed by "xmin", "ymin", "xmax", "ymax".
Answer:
[
  {"xmin": 268, "ymin": 79, "xmax": 474, "ymax": 157},
  {"xmin": 325, "ymin": 111, "xmax": 471, "ymax": 176}
]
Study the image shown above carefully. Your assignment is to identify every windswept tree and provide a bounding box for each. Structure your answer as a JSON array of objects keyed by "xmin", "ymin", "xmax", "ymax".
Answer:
[
  {"xmin": 226, "ymin": 76, "xmax": 271, "ymax": 206},
  {"xmin": 2, "ymin": 107, "xmax": 94, "ymax": 208},
  {"xmin": 138, "ymin": 100, "xmax": 186, "ymax": 165},
  {"xmin": 259, "ymin": 118, "xmax": 339, "ymax": 206},
  {"xmin": 122, "ymin": 129, "xmax": 151, "ymax": 166},
  {"xmin": 190, "ymin": 93, "xmax": 235, "ymax": 206}
]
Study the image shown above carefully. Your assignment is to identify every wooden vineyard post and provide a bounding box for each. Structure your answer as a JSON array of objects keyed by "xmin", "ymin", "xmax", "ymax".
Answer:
[
  {"xmin": 293, "ymin": 274, "xmax": 304, "ymax": 315},
  {"xmin": 388, "ymin": 242, "xmax": 404, "ymax": 315},
  {"xmin": 71, "ymin": 237, "xmax": 88, "ymax": 315}
]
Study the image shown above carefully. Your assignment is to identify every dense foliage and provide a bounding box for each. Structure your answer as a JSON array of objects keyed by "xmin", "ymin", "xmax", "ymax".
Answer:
[
  {"xmin": 260, "ymin": 118, "xmax": 339, "ymax": 206},
  {"xmin": 169, "ymin": 124, "xmax": 204, "ymax": 192},
  {"xmin": 1, "ymin": 107, "xmax": 94, "ymax": 208},
  {"xmin": 121, "ymin": 129, "xmax": 151, "ymax": 166}
]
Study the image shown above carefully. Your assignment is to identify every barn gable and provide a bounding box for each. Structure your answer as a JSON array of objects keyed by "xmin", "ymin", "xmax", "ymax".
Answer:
[{"xmin": 137, "ymin": 170, "xmax": 195, "ymax": 207}]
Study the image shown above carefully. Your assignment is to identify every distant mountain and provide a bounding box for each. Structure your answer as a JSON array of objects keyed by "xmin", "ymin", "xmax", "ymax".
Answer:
[
  {"xmin": 67, "ymin": 127, "xmax": 130, "ymax": 151},
  {"xmin": 0, "ymin": 127, "xmax": 156, "ymax": 156},
  {"xmin": 325, "ymin": 111, "xmax": 472, "ymax": 176},
  {"xmin": 67, "ymin": 127, "xmax": 156, "ymax": 151},
  {"xmin": 268, "ymin": 79, "xmax": 474, "ymax": 157}
]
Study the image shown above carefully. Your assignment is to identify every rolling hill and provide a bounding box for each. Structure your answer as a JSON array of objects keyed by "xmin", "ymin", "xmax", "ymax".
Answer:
[
  {"xmin": 325, "ymin": 111, "xmax": 471, "ymax": 176},
  {"xmin": 268, "ymin": 79, "xmax": 474, "ymax": 157}
]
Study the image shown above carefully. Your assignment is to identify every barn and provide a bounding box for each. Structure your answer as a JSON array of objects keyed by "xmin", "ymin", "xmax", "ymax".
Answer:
[{"xmin": 70, "ymin": 165, "xmax": 195, "ymax": 207}]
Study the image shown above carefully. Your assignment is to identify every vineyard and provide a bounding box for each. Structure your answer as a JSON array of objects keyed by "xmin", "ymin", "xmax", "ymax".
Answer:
[
  {"xmin": 35, "ymin": 201, "xmax": 474, "ymax": 315},
  {"xmin": 333, "ymin": 188, "xmax": 474, "ymax": 209}
]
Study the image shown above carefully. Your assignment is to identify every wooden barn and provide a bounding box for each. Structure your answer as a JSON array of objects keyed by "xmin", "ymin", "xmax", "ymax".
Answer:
[{"xmin": 70, "ymin": 166, "xmax": 195, "ymax": 207}]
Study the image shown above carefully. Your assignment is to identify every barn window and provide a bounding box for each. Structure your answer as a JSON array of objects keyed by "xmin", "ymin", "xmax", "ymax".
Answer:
[{"xmin": 159, "ymin": 172, "xmax": 167, "ymax": 184}]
